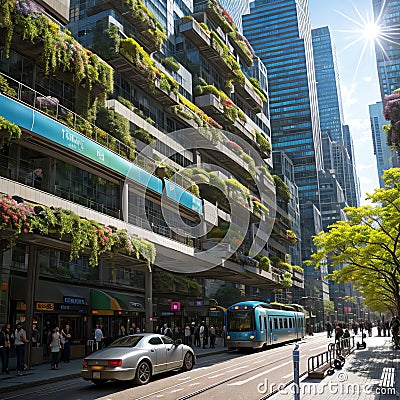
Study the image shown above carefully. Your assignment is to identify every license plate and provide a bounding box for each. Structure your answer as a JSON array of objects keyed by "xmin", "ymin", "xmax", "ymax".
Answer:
[{"xmin": 92, "ymin": 371, "xmax": 101, "ymax": 379}]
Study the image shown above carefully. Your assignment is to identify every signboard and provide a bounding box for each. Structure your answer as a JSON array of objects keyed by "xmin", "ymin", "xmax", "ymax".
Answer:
[
  {"xmin": 63, "ymin": 297, "xmax": 86, "ymax": 305},
  {"xmin": 170, "ymin": 302, "xmax": 181, "ymax": 311},
  {"xmin": 161, "ymin": 311, "xmax": 174, "ymax": 316},
  {"xmin": 36, "ymin": 302, "xmax": 55, "ymax": 311}
]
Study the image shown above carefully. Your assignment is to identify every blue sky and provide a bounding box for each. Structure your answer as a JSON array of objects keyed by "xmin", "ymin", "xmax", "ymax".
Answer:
[{"xmin": 309, "ymin": 0, "xmax": 382, "ymax": 204}]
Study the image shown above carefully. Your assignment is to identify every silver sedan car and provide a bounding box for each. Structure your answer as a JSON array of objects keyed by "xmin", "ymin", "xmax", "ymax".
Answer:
[{"xmin": 81, "ymin": 334, "xmax": 195, "ymax": 386}]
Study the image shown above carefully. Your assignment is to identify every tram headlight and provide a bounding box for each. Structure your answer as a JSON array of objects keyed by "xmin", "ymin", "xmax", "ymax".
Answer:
[
  {"xmin": 227, "ymin": 335, "xmax": 230, "ymax": 340},
  {"xmin": 250, "ymin": 335, "xmax": 255, "ymax": 340}
]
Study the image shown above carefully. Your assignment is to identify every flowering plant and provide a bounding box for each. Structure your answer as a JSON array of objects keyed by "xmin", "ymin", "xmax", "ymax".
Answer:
[
  {"xmin": 0, "ymin": 196, "xmax": 33, "ymax": 234},
  {"xmin": 383, "ymin": 89, "xmax": 400, "ymax": 149},
  {"xmin": 226, "ymin": 140, "xmax": 243, "ymax": 155}
]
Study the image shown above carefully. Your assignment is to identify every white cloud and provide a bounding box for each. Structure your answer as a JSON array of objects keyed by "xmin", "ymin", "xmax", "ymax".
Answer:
[
  {"xmin": 363, "ymin": 76, "xmax": 372, "ymax": 83},
  {"xmin": 341, "ymin": 82, "xmax": 358, "ymax": 109}
]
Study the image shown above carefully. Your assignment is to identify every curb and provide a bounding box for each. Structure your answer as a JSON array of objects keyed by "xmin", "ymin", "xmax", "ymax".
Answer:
[{"xmin": 0, "ymin": 349, "xmax": 230, "ymax": 394}]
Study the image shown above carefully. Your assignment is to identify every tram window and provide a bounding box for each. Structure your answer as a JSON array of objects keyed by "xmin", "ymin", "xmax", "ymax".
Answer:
[
  {"xmin": 270, "ymin": 319, "xmax": 273, "ymax": 330},
  {"xmin": 284, "ymin": 319, "xmax": 288, "ymax": 328},
  {"xmin": 259, "ymin": 316, "xmax": 262, "ymax": 329},
  {"xmin": 279, "ymin": 318, "xmax": 283, "ymax": 329},
  {"xmin": 264, "ymin": 317, "xmax": 267, "ymax": 330},
  {"xmin": 274, "ymin": 318, "xmax": 278, "ymax": 329},
  {"xmin": 289, "ymin": 319, "xmax": 293, "ymax": 328}
]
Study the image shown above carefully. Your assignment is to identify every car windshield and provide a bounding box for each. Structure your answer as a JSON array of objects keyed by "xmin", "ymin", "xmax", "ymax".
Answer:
[{"xmin": 109, "ymin": 335, "xmax": 143, "ymax": 348}]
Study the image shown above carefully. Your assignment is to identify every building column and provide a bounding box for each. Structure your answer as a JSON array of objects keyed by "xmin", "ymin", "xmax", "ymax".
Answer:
[
  {"xmin": 25, "ymin": 244, "xmax": 40, "ymax": 368},
  {"xmin": 122, "ymin": 182, "xmax": 129, "ymax": 223},
  {"xmin": 145, "ymin": 267, "xmax": 153, "ymax": 333}
]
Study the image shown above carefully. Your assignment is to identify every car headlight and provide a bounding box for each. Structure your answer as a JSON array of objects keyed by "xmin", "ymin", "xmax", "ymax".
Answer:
[
  {"xmin": 227, "ymin": 335, "xmax": 230, "ymax": 340},
  {"xmin": 250, "ymin": 335, "xmax": 255, "ymax": 340}
]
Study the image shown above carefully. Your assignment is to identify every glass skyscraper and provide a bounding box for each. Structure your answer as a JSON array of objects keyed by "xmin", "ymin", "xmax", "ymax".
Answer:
[
  {"xmin": 312, "ymin": 26, "xmax": 360, "ymax": 208},
  {"xmin": 243, "ymin": 0, "xmax": 323, "ymax": 262},
  {"xmin": 373, "ymin": 0, "xmax": 400, "ymax": 98},
  {"xmin": 369, "ymin": 101, "xmax": 398, "ymax": 187}
]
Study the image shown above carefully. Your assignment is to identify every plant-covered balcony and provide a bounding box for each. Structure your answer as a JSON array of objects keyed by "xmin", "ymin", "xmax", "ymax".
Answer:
[
  {"xmin": 273, "ymin": 175, "xmax": 291, "ymax": 205},
  {"xmin": 104, "ymin": 35, "xmax": 179, "ymax": 106},
  {"xmin": 85, "ymin": 0, "xmax": 166, "ymax": 53},
  {"xmin": 0, "ymin": 0, "xmax": 113, "ymax": 100},
  {"xmin": 228, "ymin": 31, "xmax": 254, "ymax": 67},
  {"xmin": 234, "ymin": 78, "xmax": 264, "ymax": 112},
  {"xmin": 193, "ymin": 0, "xmax": 234, "ymax": 33},
  {"xmin": 179, "ymin": 16, "xmax": 211, "ymax": 50},
  {"xmin": 0, "ymin": 194, "xmax": 156, "ymax": 268},
  {"xmin": 0, "ymin": 115, "xmax": 21, "ymax": 149}
]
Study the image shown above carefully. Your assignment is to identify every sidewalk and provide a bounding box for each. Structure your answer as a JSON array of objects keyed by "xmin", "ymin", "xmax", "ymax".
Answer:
[
  {"xmin": 268, "ymin": 335, "xmax": 400, "ymax": 400},
  {"xmin": 0, "ymin": 337, "xmax": 229, "ymax": 394}
]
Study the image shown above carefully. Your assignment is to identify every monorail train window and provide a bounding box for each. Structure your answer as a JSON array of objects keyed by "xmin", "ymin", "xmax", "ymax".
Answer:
[
  {"xmin": 284, "ymin": 319, "xmax": 288, "ymax": 328},
  {"xmin": 274, "ymin": 318, "xmax": 278, "ymax": 329},
  {"xmin": 279, "ymin": 318, "xmax": 283, "ymax": 329},
  {"xmin": 227, "ymin": 309, "xmax": 255, "ymax": 331},
  {"xmin": 264, "ymin": 317, "xmax": 267, "ymax": 330},
  {"xmin": 289, "ymin": 319, "xmax": 293, "ymax": 328},
  {"xmin": 259, "ymin": 316, "xmax": 262, "ymax": 329},
  {"xmin": 269, "ymin": 319, "xmax": 273, "ymax": 330}
]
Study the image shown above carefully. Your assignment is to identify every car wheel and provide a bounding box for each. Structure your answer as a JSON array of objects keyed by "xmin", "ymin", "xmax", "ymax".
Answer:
[
  {"xmin": 134, "ymin": 361, "xmax": 151, "ymax": 385},
  {"xmin": 181, "ymin": 352, "xmax": 194, "ymax": 372},
  {"xmin": 91, "ymin": 379, "xmax": 108, "ymax": 386}
]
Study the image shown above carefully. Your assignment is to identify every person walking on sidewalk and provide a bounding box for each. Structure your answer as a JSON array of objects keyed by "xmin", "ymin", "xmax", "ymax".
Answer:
[
  {"xmin": 15, "ymin": 322, "xmax": 29, "ymax": 376},
  {"xmin": 209, "ymin": 325, "xmax": 216, "ymax": 348},
  {"xmin": 50, "ymin": 326, "xmax": 62, "ymax": 370},
  {"xmin": 0, "ymin": 324, "xmax": 11, "ymax": 374},
  {"xmin": 61, "ymin": 324, "xmax": 73, "ymax": 363},
  {"xmin": 326, "ymin": 321, "xmax": 333, "ymax": 338}
]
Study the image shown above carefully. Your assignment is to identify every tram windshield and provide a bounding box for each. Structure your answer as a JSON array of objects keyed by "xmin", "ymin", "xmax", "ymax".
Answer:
[{"xmin": 227, "ymin": 309, "xmax": 255, "ymax": 331}]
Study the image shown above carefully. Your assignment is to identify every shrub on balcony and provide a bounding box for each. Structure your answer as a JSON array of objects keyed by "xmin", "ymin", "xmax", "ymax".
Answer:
[
  {"xmin": 258, "ymin": 256, "xmax": 270, "ymax": 272},
  {"xmin": 255, "ymin": 130, "xmax": 271, "ymax": 155},
  {"xmin": 226, "ymin": 140, "xmax": 243, "ymax": 155},
  {"xmin": 237, "ymin": 108, "xmax": 247, "ymax": 123},
  {"xmin": 286, "ymin": 229, "xmax": 298, "ymax": 246},
  {"xmin": 240, "ymin": 152, "xmax": 256, "ymax": 174},
  {"xmin": 249, "ymin": 77, "xmax": 267, "ymax": 103},
  {"xmin": 0, "ymin": 116, "xmax": 21, "ymax": 148},
  {"xmin": 273, "ymin": 175, "xmax": 291, "ymax": 204},
  {"xmin": 0, "ymin": 75, "xmax": 16, "ymax": 97},
  {"xmin": 133, "ymin": 128, "xmax": 154, "ymax": 144},
  {"xmin": 91, "ymin": 23, "xmax": 120, "ymax": 61},
  {"xmin": 117, "ymin": 96, "xmax": 134, "ymax": 111},
  {"xmin": 173, "ymin": 105, "xmax": 194, "ymax": 121},
  {"xmin": 292, "ymin": 265, "xmax": 304, "ymax": 273},
  {"xmin": 161, "ymin": 56, "xmax": 180, "ymax": 73},
  {"xmin": 281, "ymin": 271, "xmax": 293, "ymax": 287},
  {"xmin": 229, "ymin": 31, "xmax": 253, "ymax": 65},
  {"xmin": 96, "ymin": 107, "xmax": 136, "ymax": 158},
  {"xmin": 252, "ymin": 200, "xmax": 269, "ymax": 215}
]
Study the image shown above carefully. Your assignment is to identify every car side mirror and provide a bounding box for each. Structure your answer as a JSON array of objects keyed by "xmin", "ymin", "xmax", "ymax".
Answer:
[{"xmin": 174, "ymin": 339, "xmax": 182, "ymax": 346}]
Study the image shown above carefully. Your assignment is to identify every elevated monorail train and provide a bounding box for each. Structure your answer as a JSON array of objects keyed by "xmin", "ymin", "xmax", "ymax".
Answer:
[{"xmin": 226, "ymin": 301, "xmax": 305, "ymax": 350}]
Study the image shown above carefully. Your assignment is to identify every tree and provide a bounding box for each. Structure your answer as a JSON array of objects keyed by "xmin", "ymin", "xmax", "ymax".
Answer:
[
  {"xmin": 309, "ymin": 169, "xmax": 400, "ymax": 316},
  {"xmin": 323, "ymin": 300, "xmax": 334, "ymax": 320}
]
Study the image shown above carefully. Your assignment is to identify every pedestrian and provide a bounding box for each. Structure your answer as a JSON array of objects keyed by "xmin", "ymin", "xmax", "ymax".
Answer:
[
  {"xmin": 184, "ymin": 323, "xmax": 191, "ymax": 345},
  {"xmin": 0, "ymin": 324, "xmax": 11, "ymax": 374},
  {"xmin": 194, "ymin": 323, "xmax": 200, "ymax": 347},
  {"xmin": 343, "ymin": 329, "xmax": 351, "ymax": 348},
  {"xmin": 129, "ymin": 322, "xmax": 136, "ymax": 335},
  {"xmin": 31, "ymin": 324, "xmax": 40, "ymax": 348},
  {"xmin": 14, "ymin": 322, "xmax": 29, "ymax": 376},
  {"xmin": 61, "ymin": 324, "xmax": 73, "ymax": 363},
  {"xmin": 209, "ymin": 324, "xmax": 216, "ymax": 348},
  {"xmin": 173, "ymin": 324, "xmax": 180, "ymax": 340},
  {"xmin": 94, "ymin": 325, "xmax": 104, "ymax": 350},
  {"xmin": 136, "ymin": 327, "xmax": 141, "ymax": 334},
  {"xmin": 190, "ymin": 322, "xmax": 196, "ymax": 346},
  {"xmin": 377, "ymin": 320, "xmax": 382, "ymax": 336},
  {"xmin": 25, "ymin": 167, "xmax": 43, "ymax": 188},
  {"xmin": 117, "ymin": 324, "xmax": 126, "ymax": 338},
  {"xmin": 222, "ymin": 325, "xmax": 227, "ymax": 347},
  {"xmin": 161, "ymin": 323, "xmax": 172, "ymax": 338},
  {"xmin": 326, "ymin": 321, "xmax": 332, "ymax": 338},
  {"xmin": 50, "ymin": 327, "xmax": 62, "ymax": 370}
]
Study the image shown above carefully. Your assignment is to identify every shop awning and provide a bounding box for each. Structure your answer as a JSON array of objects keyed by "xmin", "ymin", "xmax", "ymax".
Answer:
[
  {"xmin": 90, "ymin": 289, "xmax": 121, "ymax": 315},
  {"xmin": 109, "ymin": 292, "xmax": 144, "ymax": 312}
]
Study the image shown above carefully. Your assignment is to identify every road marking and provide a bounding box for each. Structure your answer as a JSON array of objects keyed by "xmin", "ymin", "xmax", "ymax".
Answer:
[
  {"xmin": 282, "ymin": 372, "xmax": 293, "ymax": 378},
  {"xmin": 230, "ymin": 365, "xmax": 249, "ymax": 372},
  {"xmin": 171, "ymin": 389, "xmax": 183, "ymax": 393},
  {"xmin": 178, "ymin": 376, "xmax": 192, "ymax": 380},
  {"xmin": 189, "ymin": 382, "xmax": 200, "ymax": 386},
  {"xmin": 209, "ymin": 373, "xmax": 225, "ymax": 379},
  {"xmin": 228, "ymin": 360, "xmax": 292, "ymax": 386}
]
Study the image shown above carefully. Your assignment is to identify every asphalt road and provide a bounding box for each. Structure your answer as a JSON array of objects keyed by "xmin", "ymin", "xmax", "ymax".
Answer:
[{"xmin": 2, "ymin": 334, "xmax": 333, "ymax": 400}]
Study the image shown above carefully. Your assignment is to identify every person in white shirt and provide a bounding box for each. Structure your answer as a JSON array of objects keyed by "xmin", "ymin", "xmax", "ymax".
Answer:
[
  {"xmin": 14, "ymin": 323, "xmax": 28, "ymax": 376},
  {"xmin": 94, "ymin": 325, "xmax": 104, "ymax": 350}
]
